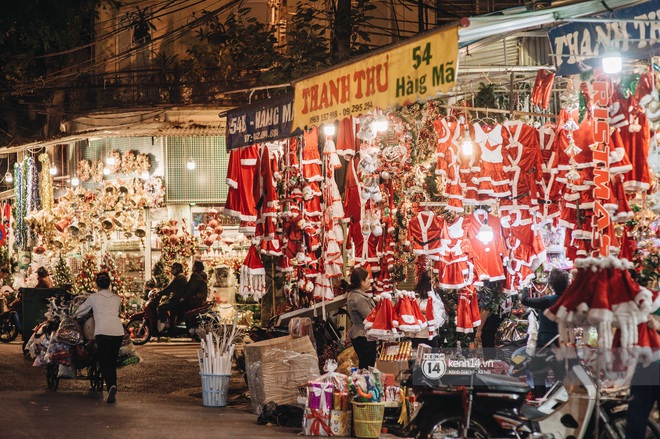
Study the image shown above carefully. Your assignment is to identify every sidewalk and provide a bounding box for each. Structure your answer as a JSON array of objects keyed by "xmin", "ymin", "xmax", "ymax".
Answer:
[{"xmin": 1, "ymin": 388, "xmax": 303, "ymax": 439}]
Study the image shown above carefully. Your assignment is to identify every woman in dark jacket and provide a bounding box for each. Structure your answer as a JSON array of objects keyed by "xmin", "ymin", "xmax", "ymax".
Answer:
[
  {"xmin": 346, "ymin": 267, "xmax": 376, "ymax": 369},
  {"xmin": 520, "ymin": 268, "xmax": 569, "ymax": 397}
]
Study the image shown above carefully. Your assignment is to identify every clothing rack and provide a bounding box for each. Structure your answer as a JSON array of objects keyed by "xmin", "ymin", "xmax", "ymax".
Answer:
[{"xmin": 439, "ymin": 105, "xmax": 559, "ymax": 120}]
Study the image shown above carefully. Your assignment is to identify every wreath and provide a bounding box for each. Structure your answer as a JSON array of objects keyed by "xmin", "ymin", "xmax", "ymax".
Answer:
[
  {"xmin": 92, "ymin": 159, "xmax": 104, "ymax": 183},
  {"xmin": 121, "ymin": 150, "xmax": 138, "ymax": 174},
  {"xmin": 136, "ymin": 152, "xmax": 151, "ymax": 172},
  {"xmin": 108, "ymin": 149, "xmax": 122, "ymax": 173},
  {"xmin": 77, "ymin": 159, "xmax": 92, "ymax": 182}
]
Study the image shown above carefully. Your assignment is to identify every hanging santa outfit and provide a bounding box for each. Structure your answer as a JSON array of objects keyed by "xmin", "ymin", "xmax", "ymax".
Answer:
[
  {"xmin": 537, "ymin": 123, "xmax": 563, "ymax": 220},
  {"xmin": 502, "ymin": 210, "xmax": 547, "ymax": 292},
  {"xmin": 443, "ymin": 146, "xmax": 466, "ymax": 213},
  {"xmin": 622, "ymin": 70, "xmax": 653, "ymax": 192},
  {"xmin": 224, "ymin": 148, "xmax": 241, "ymax": 219},
  {"xmin": 502, "ymin": 120, "xmax": 544, "ymax": 212},
  {"xmin": 466, "ymin": 123, "xmax": 512, "ymax": 204},
  {"xmin": 434, "ymin": 118, "xmax": 463, "ymax": 177},
  {"xmin": 456, "ymin": 286, "xmax": 482, "ymax": 333},
  {"xmin": 465, "ymin": 210, "xmax": 508, "ymax": 285},
  {"xmin": 256, "ymin": 144, "xmax": 283, "ymax": 256},
  {"xmin": 336, "ymin": 117, "xmax": 358, "ymax": 158},
  {"xmin": 531, "ymin": 69, "xmax": 555, "ymax": 109},
  {"xmin": 434, "ymin": 216, "xmax": 473, "ymax": 290},
  {"xmin": 405, "ymin": 210, "xmax": 449, "ymax": 260}
]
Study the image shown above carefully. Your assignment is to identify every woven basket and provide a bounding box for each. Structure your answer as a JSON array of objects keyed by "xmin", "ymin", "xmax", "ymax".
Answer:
[{"xmin": 352, "ymin": 402, "xmax": 385, "ymax": 438}]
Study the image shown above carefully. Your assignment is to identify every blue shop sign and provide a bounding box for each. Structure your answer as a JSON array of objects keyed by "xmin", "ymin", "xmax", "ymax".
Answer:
[
  {"xmin": 226, "ymin": 93, "xmax": 294, "ymax": 151},
  {"xmin": 549, "ymin": 0, "xmax": 660, "ymax": 76}
]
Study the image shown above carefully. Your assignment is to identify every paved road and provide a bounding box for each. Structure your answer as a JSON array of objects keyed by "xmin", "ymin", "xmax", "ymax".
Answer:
[{"xmin": 0, "ymin": 339, "xmax": 305, "ymax": 439}]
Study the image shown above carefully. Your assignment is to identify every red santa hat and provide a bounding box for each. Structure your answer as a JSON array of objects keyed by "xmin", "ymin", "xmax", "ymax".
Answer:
[
  {"xmin": 276, "ymin": 256, "xmax": 293, "ymax": 273},
  {"xmin": 426, "ymin": 295, "xmax": 437, "ymax": 339},
  {"xmin": 239, "ymin": 245, "xmax": 266, "ymax": 300},
  {"xmin": 393, "ymin": 291, "xmax": 422, "ymax": 333},
  {"xmin": 366, "ymin": 292, "xmax": 399, "ymax": 340},
  {"xmin": 363, "ymin": 295, "xmax": 382, "ymax": 330}
]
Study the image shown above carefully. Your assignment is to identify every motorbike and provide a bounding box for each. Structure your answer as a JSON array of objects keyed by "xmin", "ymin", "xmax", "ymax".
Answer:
[
  {"xmin": 125, "ymin": 289, "xmax": 214, "ymax": 345},
  {"xmin": 0, "ymin": 309, "xmax": 20, "ymax": 343},
  {"xmin": 404, "ymin": 349, "xmax": 660, "ymax": 439}
]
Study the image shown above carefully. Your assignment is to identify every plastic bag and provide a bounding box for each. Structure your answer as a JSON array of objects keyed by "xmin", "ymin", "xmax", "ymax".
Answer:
[
  {"xmin": 307, "ymin": 361, "xmax": 348, "ymax": 412},
  {"xmin": 82, "ymin": 316, "xmax": 95, "ymax": 341},
  {"xmin": 55, "ymin": 317, "xmax": 83, "ymax": 346},
  {"xmin": 58, "ymin": 363, "xmax": 76, "ymax": 379},
  {"xmin": 45, "ymin": 340, "xmax": 72, "ymax": 366},
  {"xmin": 117, "ymin": 330, "xmax": 140, "ymax": 368}
]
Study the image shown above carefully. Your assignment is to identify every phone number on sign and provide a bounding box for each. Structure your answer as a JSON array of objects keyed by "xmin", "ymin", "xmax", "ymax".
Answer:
[{"xmin": 309, "ymin": 110, "xmax": 339, "ymax": 125}]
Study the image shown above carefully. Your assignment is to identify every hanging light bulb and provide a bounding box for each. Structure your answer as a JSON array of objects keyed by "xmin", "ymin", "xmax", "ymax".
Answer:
[
  {"xmin": 71, "ymin": 176, "xmax": 80, "ymax": 187},
  {"xmin": 103, "ymin": 167, "xmax": 110, "ymax": 175},
  {"xmin": 187, "ymin": 158, "xmax": 196, "ymax": 170},
  {"xmin": 141, "ymin": 170, "xmax": 150, "ymax": 180},
  {"xmin": 476, "ymin": 224, "xmax": 494, "ymax": 244},
  {"xmin": 49, "ymin": 166, "xmax": 57, "ymax": 176},
  {"xmin": 323, "ymin": 124, "xmax": 336, "ymax": 137},
  {"xmin": 601, "ymin": 45, "xmax": 622, "ymax": 74},
  {"xmin": 461, "ymin": 127, "xmax": 474, "ymax": 156},
  {"xmin": 372, "ymin": 115, "xmax": 389, "ymax": 132},
  {"xmin": 5, "ymin": 172, "xmax": 13, "ymax": 184},
  {"xmin": 106, "ymin": 156, "xmax": 115, "ymax": 166}
]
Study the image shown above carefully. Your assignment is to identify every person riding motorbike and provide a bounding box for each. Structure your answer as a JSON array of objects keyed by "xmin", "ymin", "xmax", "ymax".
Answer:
[
  {"xmin": 156, "ymin": 262, "xmax": 187, "ymax": 332},
  {"xmin": 183, "ymin": 261, "xmax": 208, "ymax": 312}
]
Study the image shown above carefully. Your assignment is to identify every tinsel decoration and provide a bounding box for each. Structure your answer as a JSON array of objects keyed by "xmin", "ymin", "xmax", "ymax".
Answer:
[
  {"xmin": 77, "ymin": 159, "xmax": 92, "ymax": 182},
  {"xmin": 13, "ymin": 162, "xmax": 24, "ymax": 250},
  {"xmin": 75, "ymin": 252, "xmax": 98, "ymax": 294},
  {"xmin": 53, "ymin": 253, "xmax": 74, "ymax": 293},
  {"xmin": 38, "ymin": 154, "xmax": 54, "ymax": 211},
  {"xmin": 26, "ymin": 157, "xmax": 41, "ymax": 241}
]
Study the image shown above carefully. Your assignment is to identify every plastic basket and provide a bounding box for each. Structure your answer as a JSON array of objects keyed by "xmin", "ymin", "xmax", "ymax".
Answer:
[
  {"xmin": 200, "ymin": 374, "xmax": 230, "ymax": 407},
  {"xmin": 352, "ymin": 402, "xmax": 385, "ymax": 438}
]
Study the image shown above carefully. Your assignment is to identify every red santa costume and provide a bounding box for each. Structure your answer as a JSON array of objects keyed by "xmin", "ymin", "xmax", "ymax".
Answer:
[
  {"xmin": 405, "ymin": 210, "xmax": 449, "ymax": 260},
  {"xmin": 434, "ymin": 118, "xmax": 463, "ymax": 177},
  {"xmin": 531, "ymin": 69, "xmax": 555, "ymax": 109},
  {"xmin": 224, "ymin": 148, "xmax": 241, "ymax": 219},
  {"xmin": 465, "ymin": 210, "xmax": 508, "ymax": 285},
  {"xmin": 537, "ymin": 123, "xmax": 563, "ymax": 220},
  {"xmin": 256, "ymin": 144, "xmax": 281, "ymax": 243},
  {"xmin": 502, "ymin": 120, "xmax": 544, "ymax": 212},
  {"xmin": 443, "ymin": 147, "xmax": 466, "ymax": 213},
  {"xmin": 469, "ymin": 123, "xmax": 512, "ymax": 200},
  {"xmin": 225, "ymin": 144, "xmax": 259, "ymax": 236},
  {"xmin": 622, "ymin": 70, "xmax": 653, "ymax": 192},
  {"xmin": 502, "ymin": 210, "xmax": 546, "ymax": 291},
  {"xmin": 336, "ymin": 116, "xmax": 357, "ymax": 158},
  {"xmin": 434, "ymin": 216, "xmax": 472, "ymax": 290},
  {"xmin": 343, "ymin": 156, "xmax": 363, "ymax": 223},
  {"xmin": 456, "ymin": 286, "xmax": 482, "ymax": 333},
  {"xmin": 302, "ymin": 127, "xmax": 323, "ymax": 182}
]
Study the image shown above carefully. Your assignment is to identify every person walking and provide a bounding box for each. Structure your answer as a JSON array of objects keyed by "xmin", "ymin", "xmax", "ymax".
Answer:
[
  {"xmin": 156, "ymin": 262, "xmax": 187, "ymax": 332},
  {"xmin": 75, "ymin": 272, "xmax": 124, "ymax": 403},
  {"xmin": 520, "ymin": 268, "xmax": 569, "ymax": 398},
  {"xmin": 183, "ymin": 260, "xmax": 208, "ymax": 311},
  {"xmin": 346, "ymin": 267, "xmax": 377, "ymax": 369}
]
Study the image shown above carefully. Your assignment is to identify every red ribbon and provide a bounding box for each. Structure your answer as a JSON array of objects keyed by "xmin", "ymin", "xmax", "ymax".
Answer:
[{"xmin": 306, "ymin": 409, "xmax": 332, "ymax": 436}]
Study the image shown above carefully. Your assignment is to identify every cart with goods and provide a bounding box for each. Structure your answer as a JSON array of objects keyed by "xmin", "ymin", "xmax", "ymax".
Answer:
[
  {"xmin": 26, "ymin": 293, "xmax": 140, "ymax": 391},
  {"xmin": 25, "ymin": 295, "xmax": 103, "ymax": 391}
]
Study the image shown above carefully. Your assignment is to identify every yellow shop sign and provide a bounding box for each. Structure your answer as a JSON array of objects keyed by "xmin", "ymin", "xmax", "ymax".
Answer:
[{"xmin": 293, "ymin": 26, "xmax": 458, "ymax": 129}]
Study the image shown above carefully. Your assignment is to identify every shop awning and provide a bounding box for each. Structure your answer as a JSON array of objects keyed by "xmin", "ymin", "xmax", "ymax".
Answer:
[{"xmin": 458, "ymin": 0, "xmax": 644, "ymax": 44}]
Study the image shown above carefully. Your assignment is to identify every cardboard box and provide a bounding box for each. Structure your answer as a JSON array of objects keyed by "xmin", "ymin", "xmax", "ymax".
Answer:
[
  {"xmin": 376, "ymin": 360, "xmax": 409, "ymax": 384},
  {"xmin": 245, "ymin": 335, "xmax": 320, "ymax": 414}
]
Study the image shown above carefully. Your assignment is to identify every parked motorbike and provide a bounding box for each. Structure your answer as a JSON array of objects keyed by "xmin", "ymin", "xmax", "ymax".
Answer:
[
  {"xmin": 405, "ymin": 351, "xmax": 660, "ymax": 438},
  {"xmin": 125, "ymin": 289, "xmax": 213, "ymax": 345},
  {"xmin": 0, "ymin": 309, "xmax": 19, "ymax": 343}
]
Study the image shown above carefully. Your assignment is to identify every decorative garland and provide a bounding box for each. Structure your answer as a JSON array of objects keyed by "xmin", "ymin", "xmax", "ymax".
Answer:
[
  {"xmin": 38, "ymin": 154, "xmax": 54, "ymax": 211},
  {"xmin": 13, "ymin": 162, "xmax": 26, "ymax": 250}
]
